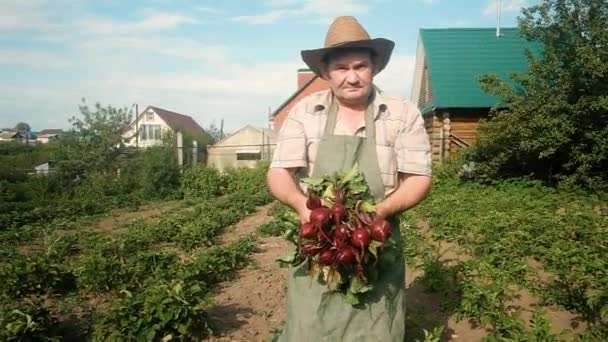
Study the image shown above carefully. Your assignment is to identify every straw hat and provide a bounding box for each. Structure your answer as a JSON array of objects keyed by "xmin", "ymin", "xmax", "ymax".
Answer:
[{"xmin": 301, "ymin": 16, "xmax": 395, "ymax": 77}]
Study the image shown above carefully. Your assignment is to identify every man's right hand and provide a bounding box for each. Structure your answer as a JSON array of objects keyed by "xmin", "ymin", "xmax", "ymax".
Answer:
[{"xmin": 293, "ymin": 195, "xmax": 311, "ymax": 224}]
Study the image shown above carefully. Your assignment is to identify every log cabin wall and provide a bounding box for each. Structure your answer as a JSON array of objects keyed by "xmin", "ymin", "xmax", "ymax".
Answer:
[{"xmin": 424, "ymin": 108, "xmax": 489, "ymax": 162}]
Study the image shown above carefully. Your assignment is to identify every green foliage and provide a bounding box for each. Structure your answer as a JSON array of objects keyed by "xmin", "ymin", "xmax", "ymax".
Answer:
[
  {"xmin": 180, "ymin": 165, "xmax": 223, "ymax": 199},
  {"xmin": 221, "ymin": 161, "xmax": 272, "ymax": 198},
  {"xmin": 466, "ymin": 0, "xmax": 608, "ymax": 189},
  {"xmin": 137, "ymin": 145, "xmax": 181, "ymax": 199},
  {"xmin": 92, "ymin": 280, "xmax": 214, "ymax": 341},
  {"xmin": 403, "ymin": 173, "xmax": 607, "ymax": 339},
  {"xmin": 0, "ymin": 298, "xmax": 60, "ymax": 342},
  {"xmin": 0, "ymin": 255, "xmax": 77, "ymax": 298}
]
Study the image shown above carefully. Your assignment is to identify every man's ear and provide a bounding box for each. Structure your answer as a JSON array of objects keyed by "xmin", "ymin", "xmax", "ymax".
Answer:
[{"xmin": 319, "ymin": 64, "xmax": 330, "ymax": 80}]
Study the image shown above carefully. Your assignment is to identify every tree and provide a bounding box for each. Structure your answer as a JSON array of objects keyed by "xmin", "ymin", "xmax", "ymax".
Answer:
[
  {"xmin": 204, "ymin": 122, "xmax": 223, "ymax": 144},
  {"xmin": 14, "ymin": 122, "xmax": 31, "ymax": 134},
  {"xmin": 50, "ymin": 99, "xmax": 134, "ymax": 186},
  {"xmin": 467, "ymin": 0, "xmax": 608, "ymax": 190}
]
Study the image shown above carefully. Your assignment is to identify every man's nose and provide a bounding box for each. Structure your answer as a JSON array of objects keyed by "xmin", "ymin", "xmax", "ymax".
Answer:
[{"xmin": 345, "ymin": 69, "xmax": 359, "ymax": 84}]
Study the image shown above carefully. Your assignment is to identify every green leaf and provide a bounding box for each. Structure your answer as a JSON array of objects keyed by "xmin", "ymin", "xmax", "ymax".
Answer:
[
  {"xmin": 303, "ymin": 176, "xmax": 324, "ymax": 188},
  {"xmin": 339, "ymin": 165, "xmax": 360, "ymax": 185},
  {"xmin": 368, "ymin": 240, "xmax": 383, "ymax": 258},
  {"xmin": 323, "ymin": 183, "xmax": 336, "ymax": 201},
  {"xmin": 344, "ymin": 290, "xmax": 360, "ymax": 305},
  {"xmin": 349, "ymin": 277, "xmax": 373, "ymax": 294},
  {"xmin": 359, "ymin": 200, "xmax": 376, "ymax": 213},
  {"xmin": 276, "ymin": 250, "xmax": 297, "ymax": 266}
]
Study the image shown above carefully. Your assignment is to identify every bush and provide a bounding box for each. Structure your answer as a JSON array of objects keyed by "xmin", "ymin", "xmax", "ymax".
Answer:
[
  {"xmin": 180, "ymin": 165, "xmax": 222, "ymax": 199},
  {"xmin": 93, "ymin": 279, "xmax": 214, "ymax": 341},
  {"xmin": 137, "ymin": 146, "xmax": 181, "ymax": 199},
  {"xmin": 0, "ymin": 298, "xmax": 60, "ymax": 342}
]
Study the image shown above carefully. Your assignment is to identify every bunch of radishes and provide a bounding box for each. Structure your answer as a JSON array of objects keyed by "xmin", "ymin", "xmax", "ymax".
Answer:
[{"xmin": 299, "ymin": 186, "xmax": 393, "ymax": 282}]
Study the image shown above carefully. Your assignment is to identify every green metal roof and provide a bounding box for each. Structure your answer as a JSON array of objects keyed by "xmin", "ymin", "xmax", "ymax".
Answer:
[{"xmin": 419, "ymin": 27, "xmax": 542, "ymax": 114}]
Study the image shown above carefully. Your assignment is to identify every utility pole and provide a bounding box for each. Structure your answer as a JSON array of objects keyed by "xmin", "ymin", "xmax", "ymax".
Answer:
[
  {"xmin": 220, "ymin": 119, "xmax": 225, "ymax": 140},
  {"xmin": 134, "ymin": 103, "xmax": 139, "ymax": 148},
  {"xmin": 496, "ymin": 0, "xmax": 502, "ymax": 37}
]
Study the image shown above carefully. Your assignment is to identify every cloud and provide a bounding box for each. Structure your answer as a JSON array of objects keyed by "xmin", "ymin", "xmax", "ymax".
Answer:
[
  {"xmin": 79, "ymin": 10, "xmax": 198, "ymax": 35},
  {"xmin": 0, "ymin": 49, "xmax": 72, "ymax": 69},
  {"xmin": 231, "ymin": 0, "xmax": 369, "ymax": 25},
  {"xmin": 373, "ymin": 54, "xmax": 417, "ymax": 99},
  {"xmin": 483, "ymin": 0, "xmax": 528, "ymax": 16}
]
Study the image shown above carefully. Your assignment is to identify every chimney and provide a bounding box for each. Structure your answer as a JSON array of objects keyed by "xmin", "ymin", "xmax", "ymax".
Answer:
[{"xmin": 297, "ymin": 68, "xmax": 316, "ymax": 89}]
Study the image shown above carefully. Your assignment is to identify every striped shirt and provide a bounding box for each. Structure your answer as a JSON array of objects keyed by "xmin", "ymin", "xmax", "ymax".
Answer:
[{"xmin": 271, "ymin": 88, "xmax": 432, "ymax": 195}]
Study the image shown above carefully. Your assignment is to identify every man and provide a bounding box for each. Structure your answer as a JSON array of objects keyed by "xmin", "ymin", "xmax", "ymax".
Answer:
[{"xmin": 267, "ymin": 16, "xmax": 432, "ymax": 341}]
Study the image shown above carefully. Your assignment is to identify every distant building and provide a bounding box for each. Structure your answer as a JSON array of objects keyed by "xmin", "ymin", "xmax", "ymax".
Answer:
[
  {"xmin": 0, "ymin": 131, "xmax": 25, "ymax": 142},
  {"xmin": 411, "ymin": 27, "xmax": 541, "ymax": 162},
  {"xmin": 122, "ymin": 106, "xmax": 212, "ymax": 149},
  {"xmin": 207, "ymin": 125, "xmax": 276, "ymax": 171},
  {"xmin": 270, "ymin": 68, "xmax": 330, "ymax": 132},
  {"xmin": 37, "ymin": 129, "xmax": 63, "ymax": 143}
]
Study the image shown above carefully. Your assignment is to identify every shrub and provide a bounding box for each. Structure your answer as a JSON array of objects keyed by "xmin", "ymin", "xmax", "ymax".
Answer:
[{"xmin": 180, "ymin": 165, "xmax": 222, "ymax": 199}]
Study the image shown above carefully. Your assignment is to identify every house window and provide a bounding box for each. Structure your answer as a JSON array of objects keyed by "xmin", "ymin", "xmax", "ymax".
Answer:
[
  {"xmin": 146, "ymin": 111, "xmax": 154, "ymax": 121},
  {"xmin": 139, "ymin": 125, "xmax": 162, "ymax": 140},
  {"xmin": 236, "ymin": 150, "xmax": 261, "ymax": 160}
]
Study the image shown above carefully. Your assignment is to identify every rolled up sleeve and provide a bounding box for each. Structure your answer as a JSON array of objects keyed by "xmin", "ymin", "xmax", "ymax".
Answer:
[
  {"xmin": 395, "ymin": 106, "xmax": 432, "ymax": 176},
  {"xmin": 270, "ymin": 112, "xmax": 308, "ymax": 169}
]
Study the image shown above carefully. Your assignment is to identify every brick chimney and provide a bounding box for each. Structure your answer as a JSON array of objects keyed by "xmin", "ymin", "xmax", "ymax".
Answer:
[{"xmin": 297, "ymin": 68, "xmax": 316, "ymax": 89}]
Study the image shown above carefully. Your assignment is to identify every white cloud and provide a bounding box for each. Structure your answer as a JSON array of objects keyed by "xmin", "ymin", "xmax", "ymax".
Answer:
[
  {"xmin": 232, "ymin": 10, "xmax": 292, "ymax": 25},
  {"xmin": 483, "ymin": 0, "xmax": 528, "ymax": 16},
  {"xmin": 79, "ymin": 10, "xmax": 197, "ymax": 35},
  {"xmin": 0, "ymin": 49, "xmax": 72, "ymax": 69},
  {"xmin": 373, "ymin": 54, "xmax": 417, "ymax": 99},
  {"xmin": 231, "ymin": 0, "xmax": 369, "ymax": 25}
]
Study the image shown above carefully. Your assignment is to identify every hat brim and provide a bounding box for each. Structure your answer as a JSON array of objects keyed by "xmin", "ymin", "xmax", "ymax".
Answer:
[{"xmin": 300, "ymin": 38, "xmax": 395, "ymax": 78}]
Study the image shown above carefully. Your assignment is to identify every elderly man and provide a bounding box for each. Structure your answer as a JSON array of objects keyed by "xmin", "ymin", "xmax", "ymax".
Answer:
[{"xmin": 267, "ymin": 16, "xmax": 432, "ymax": 341}]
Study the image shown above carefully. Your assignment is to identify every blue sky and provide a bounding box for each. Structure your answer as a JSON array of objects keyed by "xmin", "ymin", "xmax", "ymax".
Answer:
[{"xmin": 0, "ymin": 0, "xmax": 531, "ymax": 132}]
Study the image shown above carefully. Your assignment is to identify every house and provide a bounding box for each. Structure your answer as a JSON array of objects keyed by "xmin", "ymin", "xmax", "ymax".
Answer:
[
  {"xmin": 270, "ymin": 68, "xmax": 330, "ymax": 132},
  {"xmin": 0, "ymin": 131, "xmax": 25, "ymax": 142},
  {"xmin": 37, "ymin": 129, "xmax": 63, "ymax": 143},
  {"xmin": 411, "ymin": 27, "xmax": 541, "ymax": 162},
  {"xmin": 122, "ymin": 106, "xmax": 212, "ymax": 149},
  {"xmin": 207, "ymin": 125, "xmax": 276, "ymax": 171}
]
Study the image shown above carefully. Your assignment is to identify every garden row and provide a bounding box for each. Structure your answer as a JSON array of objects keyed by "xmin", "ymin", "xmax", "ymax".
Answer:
[
  {"xmin": 401, "ymin": 172, "xmax": 607, "ymax": 341},
  {"xmin": 0, "ymin": 163, "xmax": 273, "ymax": 341}
]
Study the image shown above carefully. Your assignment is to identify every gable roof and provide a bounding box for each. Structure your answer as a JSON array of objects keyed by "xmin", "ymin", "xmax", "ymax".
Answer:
[
  {"xmin": 145, "ymin": 106, "xmax": 205, "ymax": 137},
  {"xmin": 38, "ymin": 129, "xmax": 63, "ymax": 135},
  {"xmin": 211, "ymin": 124, "xmax": 275, "ymax": 147},
  {"xmin": 271, "ymin": 74, "xmax": 319, "ymax": 117},
  {"xmin": 414, "ymin": 27, "xmax": 542, "ymax": 114}
]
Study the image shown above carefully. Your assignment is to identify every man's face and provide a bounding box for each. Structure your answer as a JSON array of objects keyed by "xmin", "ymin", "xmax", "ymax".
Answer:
[{"xmin": 323, "ymin": 51, "xmax": 374, "ymax": 105}]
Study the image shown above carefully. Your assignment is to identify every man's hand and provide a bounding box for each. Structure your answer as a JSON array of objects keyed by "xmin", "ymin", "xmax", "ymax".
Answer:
[
  {"xmin": 267, "ymin": 167, "xmax": 311, "ymax": 224},
  {"xmin": 375, "ymin": 173, "xmax": 431, "ymax": 219}
]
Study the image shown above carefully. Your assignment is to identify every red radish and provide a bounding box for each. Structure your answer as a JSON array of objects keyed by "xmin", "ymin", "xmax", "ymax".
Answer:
[
  {"xmin": 306, "ymin": 194, "xmax": 322, "ymax": 210},
  {"xmin": 302, "ymin": 244, "xmax": 322, "ymax": 256},
  {"xmin": 310, "ymin": 207, "xmax": 330, "ymax": 226},
  {"xmin": 333, "ymin": 224, "xmax": 350, "ymax": 241},
  {"xmin": 335, "ymin": 246, "xmax": 356, "ymax": 265},
  {"xmin": 351, "ymin": 228, "xmax": 371, "ymax": 249},
  {"xmin": 319, "ymin": 249, "xmax": 335, "ymax": 265},
  {"xmin": 300, "ymin": 222, "xmax": 317, "ymax": 239},
  {"xmin": 331, "ymin": 203, "xmax": 347, "ymax": 222},
  {"xmin": 370, "ymin": 218, "xmax": 392, "ymax": 242}
]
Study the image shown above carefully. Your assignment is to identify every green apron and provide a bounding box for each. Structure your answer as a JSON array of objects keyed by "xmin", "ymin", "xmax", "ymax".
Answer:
[{"xmin": 278, "ymin": 91, "xmax": 406, "ymax": 342}]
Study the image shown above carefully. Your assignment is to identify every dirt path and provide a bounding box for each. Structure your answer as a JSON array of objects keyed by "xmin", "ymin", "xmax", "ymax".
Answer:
[
  {"xmin": 204, "ymin": 210, "xmax": 583, "ymax": 342},
  {"xmin": 206, "ymin": 203, "xmax": 289, "ymax": 342}
]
